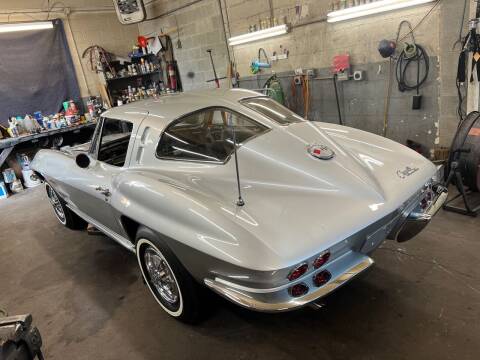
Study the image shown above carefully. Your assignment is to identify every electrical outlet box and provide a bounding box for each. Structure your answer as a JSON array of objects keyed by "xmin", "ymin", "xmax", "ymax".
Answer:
[
  {"xmin": 271, "ymin": 53, "xmax": 288, "ymax": 61},
  {"xmin": 336, "ymin": 71, "xmax": 349, "ymax": 81},
  {"xmin": 412, "ymin": 95, "xmax": 422, "ymax": 110},
  {"xmin": 306, "ymin": 69, "xmax": 315, "ymax": 77},
  {"xmin": 353, "ymin": 70, "xmax": 364, "ymax": 81}
]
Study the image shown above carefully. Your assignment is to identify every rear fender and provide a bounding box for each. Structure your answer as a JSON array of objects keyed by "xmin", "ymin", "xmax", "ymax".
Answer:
[{"xmin": 109, "ymin": 170, "xmax": 282, "ymax": 272}]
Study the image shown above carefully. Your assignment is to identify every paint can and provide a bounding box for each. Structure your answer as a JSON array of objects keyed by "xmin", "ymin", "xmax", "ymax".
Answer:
[
  {"xmin": 22, "ymin": 169, "xmax": 41, "ymax": 188},
  {"xmin": 0, "ymin": 181, "xmax": 8, "ymax": 199},
  {"xmin": 2, "ymin": 168, "xmax": 16, "ymax": 184}
]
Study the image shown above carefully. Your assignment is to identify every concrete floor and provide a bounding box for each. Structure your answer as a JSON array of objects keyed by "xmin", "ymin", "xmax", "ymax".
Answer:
[{"xmin": 0, "ymin": 186, "xmax": 479, "ymax": 360}]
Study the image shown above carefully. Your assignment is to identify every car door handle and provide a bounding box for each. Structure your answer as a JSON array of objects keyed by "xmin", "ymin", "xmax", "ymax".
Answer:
[{"xmin": 95, "ymin": 186, "xmax": 111, "ymax": 197}]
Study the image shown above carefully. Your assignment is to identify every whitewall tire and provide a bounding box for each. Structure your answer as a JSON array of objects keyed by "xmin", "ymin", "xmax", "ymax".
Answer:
[{"xmin": 135, "ymin": 227, "xmax": 202, "ymax": 323}]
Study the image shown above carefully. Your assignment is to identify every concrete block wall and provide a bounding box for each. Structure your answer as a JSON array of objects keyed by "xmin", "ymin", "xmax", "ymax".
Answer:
[
  {"xmin": 0, "ymin": 0, "xmax": 139, "ymax": 97},
  {"xmin": 239, "ymin": 57, "xmax": 439, "ymax": 155},
  {"xmin": 224, "ymin": 0, "xmax": 467, "ymax": 150},
  {"xmin": 0, "ymin": 0, "xmax": 469, "ymax": 150},
  {"xmin": 138, "ymin": 0, "xmax": 230, "ymax": 91}
]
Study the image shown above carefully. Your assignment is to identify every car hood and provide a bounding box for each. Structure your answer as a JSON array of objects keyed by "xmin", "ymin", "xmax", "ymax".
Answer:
[{"xmin": 186, "ymin": 121, "xmax": 437, "ymax": 268}]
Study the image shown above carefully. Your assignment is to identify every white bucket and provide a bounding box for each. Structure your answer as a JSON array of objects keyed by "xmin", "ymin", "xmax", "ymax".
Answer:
[{"xmin": 22, "ymin": 169, "xmax": 42, "ymax": 188}]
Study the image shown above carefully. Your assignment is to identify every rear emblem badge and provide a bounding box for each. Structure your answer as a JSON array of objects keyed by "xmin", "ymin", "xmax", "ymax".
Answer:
[
  {"xmin": 307, "ymin": 144, "xmax": 335, "ymax": 160},
  {"xmin": 396, "ymin": 166, "xmax": 419, "ymax": 179}
]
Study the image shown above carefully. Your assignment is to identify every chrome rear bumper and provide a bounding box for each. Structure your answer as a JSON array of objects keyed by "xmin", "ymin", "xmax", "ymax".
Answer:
[
  {"xmin": 204, "ymin": 251, "xmax": 373, "ymax": 312},
  {"xmin": 389, "ymin": 184, "xmax": 448, "ymax": 242}
]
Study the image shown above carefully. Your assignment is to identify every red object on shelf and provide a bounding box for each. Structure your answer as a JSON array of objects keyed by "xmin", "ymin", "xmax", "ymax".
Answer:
[
  {"xmin": 333, "ymin": 54, "xmax": 350, "ymax": 74},
  {"xmin": 138, "ymin": 36, "xmax": 148, "ymax": 48}
]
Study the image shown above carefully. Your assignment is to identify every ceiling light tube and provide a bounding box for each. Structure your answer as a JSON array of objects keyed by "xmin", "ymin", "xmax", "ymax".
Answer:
[
  {"xmin": 327, "ymin": 0, "xmax": 436, "ymax": 23},
  {"xmin": 0, "ymin": 21, "xmax": 54, "ymax": 34},
  {"xmin": 228, "ymin": 24, "xmax": 289, "ymax": 46}
]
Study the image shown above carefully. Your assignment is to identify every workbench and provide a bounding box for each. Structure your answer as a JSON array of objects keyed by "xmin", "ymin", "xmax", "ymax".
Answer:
[{"xmin": 0, "ymin": 122, "xmax": 96, "ymax": 168}]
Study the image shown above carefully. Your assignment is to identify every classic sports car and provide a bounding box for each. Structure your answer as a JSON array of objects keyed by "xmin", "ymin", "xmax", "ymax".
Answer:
[{"xmin": 31, "ymin": 89, "xmax": 447, "ymax": 323}]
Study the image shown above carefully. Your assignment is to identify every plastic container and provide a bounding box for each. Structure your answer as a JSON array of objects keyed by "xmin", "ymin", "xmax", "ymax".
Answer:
[
  {"xmin": 2, "ymin": 168, "xmax": 16, "ymax": 184},
  {"xmin": 10, "ymin": 179, "xmax": 23, "ymax": 193},
  {"xmin": 0, "ymin": 181, "xmax": 8, "ymax": 199},
  {"xmin": 22, "ymin": 169, "xmax": 42, "ymax": 188}
]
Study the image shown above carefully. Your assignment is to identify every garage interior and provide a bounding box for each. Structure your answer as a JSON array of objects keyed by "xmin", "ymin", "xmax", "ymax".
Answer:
[{"xmin": 0, "ymin": 0, "xmax": 479, "ymax": 359}]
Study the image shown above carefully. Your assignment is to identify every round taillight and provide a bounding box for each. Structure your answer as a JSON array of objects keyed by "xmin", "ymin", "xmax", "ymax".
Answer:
[
  {"xmin": 420, "ymin": 198, "xmax": 428, "ymax": 209},
  {"xmin": 287, "ymin": 263, "xmax": 308, "ymax": 281},
  {"xmin": 313, "ymin": 251, "xmax": 331, "ymax": 269},
  {"xmin": 289, "ymin": 283, "xmax": 309, "ymax": 297},
  {"xmin": 313, "ymin": 270, "xmax": 331, "ymax": 287}
]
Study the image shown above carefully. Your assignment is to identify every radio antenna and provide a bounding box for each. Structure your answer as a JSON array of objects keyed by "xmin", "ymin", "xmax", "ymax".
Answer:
[{"xmin": 229, "ymin": 113, "xmax": 245, "ymax": 206}]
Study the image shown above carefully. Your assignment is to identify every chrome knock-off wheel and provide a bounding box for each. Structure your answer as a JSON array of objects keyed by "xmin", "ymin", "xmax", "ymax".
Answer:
[
  {"xmin": 46, "ymin": 184, "xmax": 66, "ymax": 225},
  {"xmin": 144, "ymin": 247, "xmax": 180, "ymax": 305},
  {"xmin": 137, "ymin": 238, "xmax": 184, "ymax": 317}
]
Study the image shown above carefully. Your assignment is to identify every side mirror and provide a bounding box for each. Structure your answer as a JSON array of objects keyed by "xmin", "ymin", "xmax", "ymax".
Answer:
[{"xmin": 75, "ymin": 153, "xmax": 91, "ymax": 169}]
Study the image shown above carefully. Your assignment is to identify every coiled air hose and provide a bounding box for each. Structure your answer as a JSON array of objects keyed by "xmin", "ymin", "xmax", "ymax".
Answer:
[{"xmin": 395, "ymin": 43, "xmax": 430, "ymax": 93}]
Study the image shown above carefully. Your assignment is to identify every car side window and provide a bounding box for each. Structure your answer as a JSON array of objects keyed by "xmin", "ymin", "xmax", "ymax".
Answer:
[
  {"xmin": 156, "ymin": 108, "xmax": 268, "ymax": 163},
  {"xmin": 97, "ymin": 118, "xmax": 133, "ymax": 167}
]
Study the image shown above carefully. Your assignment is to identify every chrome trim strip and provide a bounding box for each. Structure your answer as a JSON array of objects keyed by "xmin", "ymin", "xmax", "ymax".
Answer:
[
  {"xmin": 204, "ymin": 255, "xmax": 374, "ymax": 312},
  {"xmin": 66, "ymin": 204, "xmax": 135, "ymax": 253}
]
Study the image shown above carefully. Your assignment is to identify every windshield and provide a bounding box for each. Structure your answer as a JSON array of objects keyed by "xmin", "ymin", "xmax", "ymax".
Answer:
[{"xmin": 241, "ymin": 97, "xmax": 305, "ymax": 125}]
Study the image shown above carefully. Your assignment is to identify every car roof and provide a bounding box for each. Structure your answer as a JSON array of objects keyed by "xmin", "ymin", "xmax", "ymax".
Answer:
[{"xmin": 102, "ymin": 88, "xmax": 261, "ymax": 124}]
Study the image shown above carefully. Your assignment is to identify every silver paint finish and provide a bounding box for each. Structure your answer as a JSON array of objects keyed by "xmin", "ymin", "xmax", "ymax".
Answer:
[{"xmin": 31, "ymin": 89, "xmax": 443, "ymax": 311}]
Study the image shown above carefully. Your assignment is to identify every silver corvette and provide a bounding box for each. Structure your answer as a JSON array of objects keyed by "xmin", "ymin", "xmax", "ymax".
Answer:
[{"xmin": 31, "ymin": 89, "xmax": 447, "ymax": 323}]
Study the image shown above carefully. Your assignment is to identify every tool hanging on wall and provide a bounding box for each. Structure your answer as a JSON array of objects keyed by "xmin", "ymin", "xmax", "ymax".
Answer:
[
  {"xmin": 250, "ymin": 48, "xmax": 271, "ymax": 75},
  {"xmin": 291, "ymin": 73, "xmax": 310, "ymax": 119},
  {"xmin": 395, "ymin": 42, "xmax": 429, "ymax": 110},
  {"xmin": 466, "ymin": 2, "xmax": 480, "ymax": 83},
  {"xmin": 379, "ymin": 20, "xmax": 429, "ymax": 136},
  {"xmin": 81, "ymin": 45, "xmax": 116, "ymax": 75},
  {"xmin": 206, "ymin": 49, "xmax": 227, "ymax": 88},
  {"xmin": 388, "ymin": 21, "xmax": 430, "ymax": 110},
  {"xmin": 456, "ymin": 2, "xmax": 480, "ymax": 127},
  {"xmin": 454, "ymin": 2, "xmax": 480, "ymax": 126}
]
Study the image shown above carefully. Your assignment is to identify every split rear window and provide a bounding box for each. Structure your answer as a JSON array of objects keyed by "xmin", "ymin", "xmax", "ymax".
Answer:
[{"xmin": 241, "ymin": 97, "xmax": 305, "ymax": 125}]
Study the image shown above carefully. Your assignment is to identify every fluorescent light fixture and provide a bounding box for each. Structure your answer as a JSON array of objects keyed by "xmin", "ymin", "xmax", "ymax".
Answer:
[
  {"xmin": 228, "ymin": 24, "xmax": 289, "ymax": 46},
  {"xmin": 327, "ymin": 0, "xmax": 436, "ymax": 23},
  {"xmin": 0, "ymin": 21, "xmax": 53, "ymax": 33}
]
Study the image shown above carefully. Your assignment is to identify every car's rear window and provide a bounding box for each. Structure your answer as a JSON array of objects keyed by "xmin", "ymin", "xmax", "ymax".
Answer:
[
  {"xmin": 156, "ymin": 108, "xmax": 268, "ymax": 163},
  {"xmin": 241, "ymin": 97, "xmax": 305, "ymax": 125}
]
